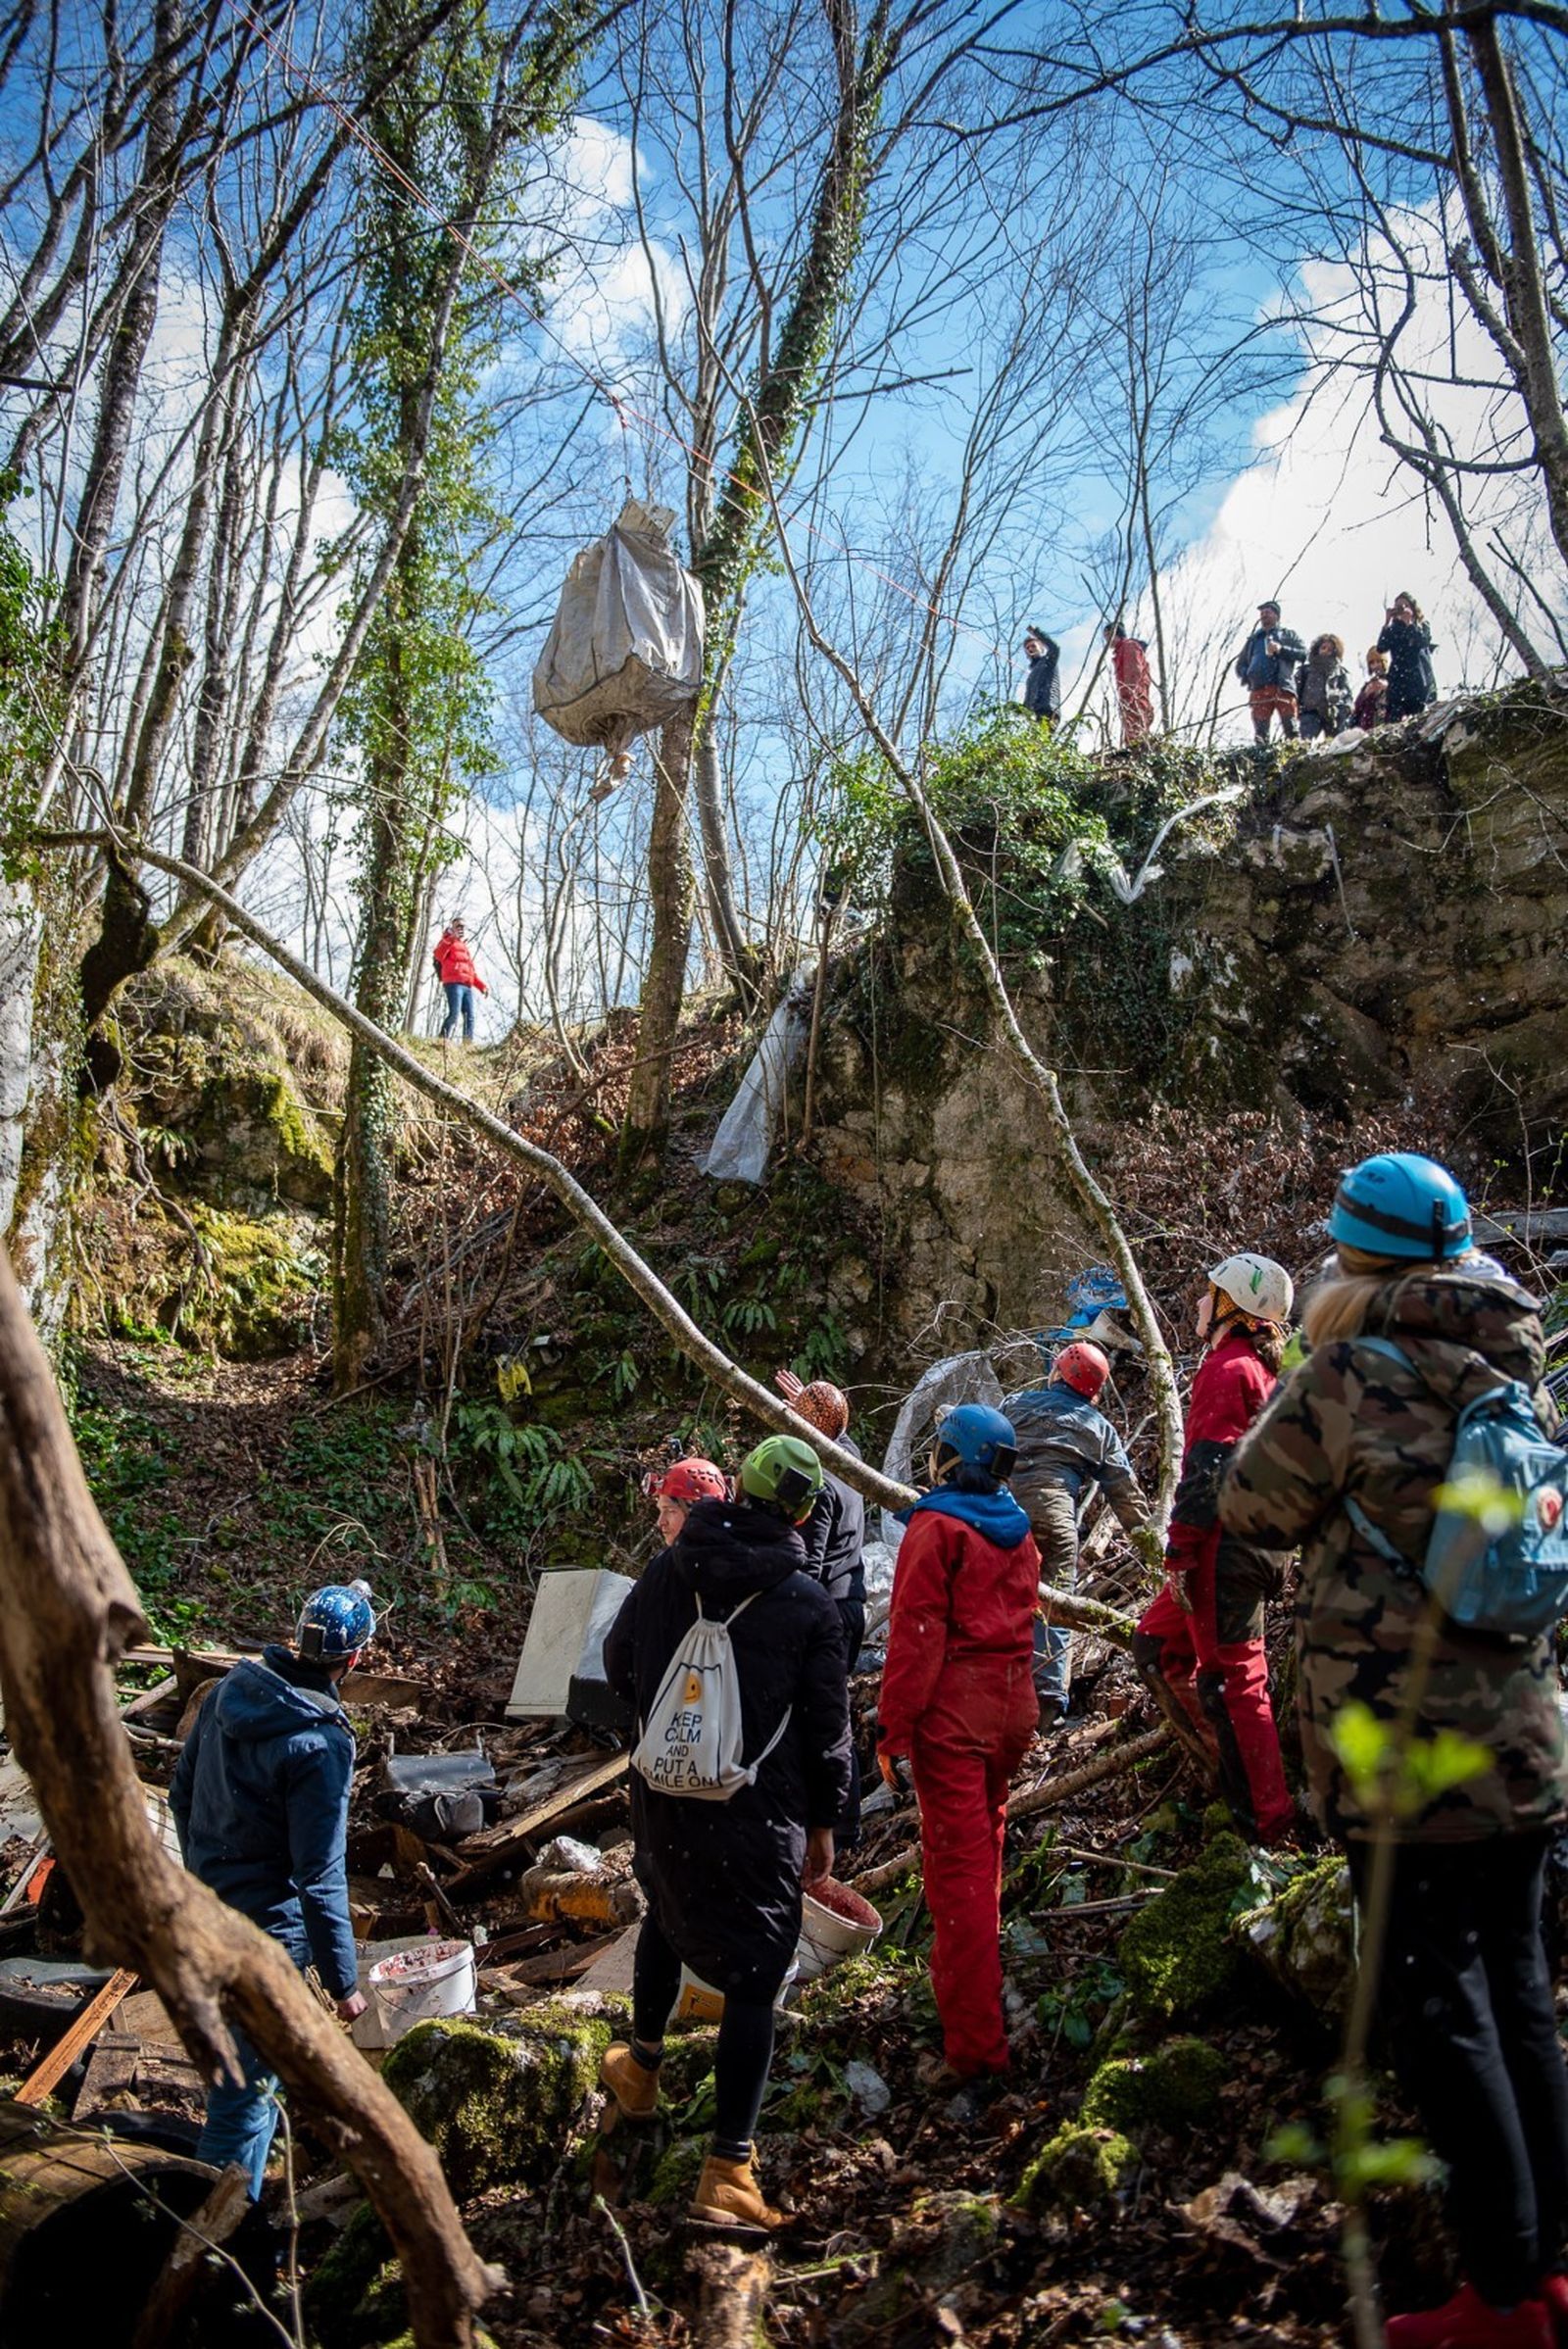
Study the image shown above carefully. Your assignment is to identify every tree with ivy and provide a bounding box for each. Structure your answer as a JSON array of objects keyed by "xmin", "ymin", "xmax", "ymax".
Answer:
[
  {"xmin": 331, "ymin": 0, "xmax": 585, "ymax": 1391},
  {"xmin": 0, "ymin": 479, "xmax": 64, "ymax": 873},
  {"xmin": 622, "ymin": 0, "xmax": 916, "ymax": 1153}
]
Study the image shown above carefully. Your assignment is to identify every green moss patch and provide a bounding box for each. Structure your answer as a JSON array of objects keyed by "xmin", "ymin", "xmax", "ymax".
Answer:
[
  {"xmin": 380, "ymin": 2007, "xmax": 611, "ymax": 2200},
  {"xmin": 1013, "ymin": 2124, "xmax": 1138, "ymax": 2211},
  {"xmin": 1078, "ymin": 2035, "xmax": 1228, "ymax": 2135},
  {"xmin": 1115, "ymin": 1833, "xmax": 1258, "ymax": 2024}
]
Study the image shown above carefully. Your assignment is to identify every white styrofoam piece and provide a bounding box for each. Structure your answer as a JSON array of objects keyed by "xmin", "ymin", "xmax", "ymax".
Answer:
[{"xmin": 506, "ymin": 1568, "xmax": 635, "ymax": 1721}]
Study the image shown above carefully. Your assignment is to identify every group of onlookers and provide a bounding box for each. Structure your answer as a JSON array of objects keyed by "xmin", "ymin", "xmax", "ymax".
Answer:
[
  {"xmin": 1020, "ymin": 591, "xmax": 1441, "ymax": 750},
  {"xmin": 1234, "ymin": 591, "xmax": 1439, "ymax": 745}
]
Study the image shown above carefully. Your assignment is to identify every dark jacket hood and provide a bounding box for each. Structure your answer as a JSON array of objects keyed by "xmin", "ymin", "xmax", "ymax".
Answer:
[
  {"xmin": 212, "ymin": 1648, "xmax": 349, "ymax": 1744},
  {"xmin": 1361, "ymin": 1266, "xmax": 1544, "ymax": 1403},
  {"xmin": 903, "ymin": 1486, "xmax": 1033, "ymax": 1547},
  {"xmin": 671, "ymin": 1497, "xmax": 808, "ymax": 1603}
]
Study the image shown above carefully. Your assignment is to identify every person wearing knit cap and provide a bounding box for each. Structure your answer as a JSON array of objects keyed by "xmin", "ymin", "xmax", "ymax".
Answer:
[{"xmin": 777, "ymin": 1368, "xmax": 867, "ymax": 1838}]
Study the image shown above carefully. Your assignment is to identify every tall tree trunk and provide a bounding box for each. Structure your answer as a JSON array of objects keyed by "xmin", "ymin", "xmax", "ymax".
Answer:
[
  {"xmin": 1445, "ymin": 13, "xmax": 1568, "ymax": 572},
  {"xmin": 624, "ymin": 0, "xmax": 897, "ymax": 1155},
  {"xmin": 624, "ymin": 709, "xmax": 698, "ymax": 1146}
]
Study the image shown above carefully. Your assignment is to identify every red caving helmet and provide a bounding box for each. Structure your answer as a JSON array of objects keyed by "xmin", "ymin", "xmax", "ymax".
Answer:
[
  {"xmin": 1052, "ymin": 1341, "xmax": 1111, "ymax": 1400},
  {"xmin": 646, "ymin": 1456, "xmax": 728, "ymax": 1504}
]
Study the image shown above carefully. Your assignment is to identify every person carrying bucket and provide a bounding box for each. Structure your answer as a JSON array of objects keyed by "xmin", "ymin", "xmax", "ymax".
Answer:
[
  {"xmin": 600, "ymin": 1436, "xmax": 851, "ymax": 2233},
  {"xmin": 170, "ymin": 1583, "xmax": 374, "ymax": 2198},
  {"xmin": 875, "ymin": 1403, "xmax": 1040, "ymax": 2092}
]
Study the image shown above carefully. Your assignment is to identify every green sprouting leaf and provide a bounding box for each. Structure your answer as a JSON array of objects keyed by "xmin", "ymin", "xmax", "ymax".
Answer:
[
  {"xmin": 1265, "ymin": 2122, "xmax": 1323, "ymax": 2167},
  {"xmin": 1329, "ymin": 1700, "xmax": 1392, "ymax": 1796},
  {"xmin": 1341, "ymin": 2136, "xmax": 1439, "ymax": 2189},
  {"xmin": 1434, "ymin": 1468, "xmax": 1526, "ymax": 1534},
  {"xmin": 1399, "ymin": 1730, "xmax": 1492, "ymax": 1805}
]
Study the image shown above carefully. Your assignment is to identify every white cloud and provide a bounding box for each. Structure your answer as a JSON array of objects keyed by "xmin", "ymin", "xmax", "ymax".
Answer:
[{"xmin": 1076, "ymin": 221, "xmax": 1563, "ymax": 744}]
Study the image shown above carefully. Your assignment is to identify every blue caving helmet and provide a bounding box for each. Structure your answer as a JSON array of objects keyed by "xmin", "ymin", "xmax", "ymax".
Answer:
[
  {"xmin": 1328, "ymin": 1152, "xmax": 1473, "ymax": 1262},
  {"xmin": 934, "ymin": 1402, "xmax": 1017, "ymax": 1482},
  {"xmin": 296, "ymin": 1579, "xmax": 376, "ymax": 1663}
]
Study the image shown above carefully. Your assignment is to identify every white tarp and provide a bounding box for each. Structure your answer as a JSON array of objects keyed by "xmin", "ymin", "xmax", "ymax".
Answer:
[
  {"xmin": 532, "ymin": 499, "xmax": 705, "ymax": 757},
  {"xmin": 876, "ymin": 1347, "xmax": 1005, "ymax": 1552},
  {"xmin": 700, "ymin": 979, "xmax": 810, "ymax": 1185}
]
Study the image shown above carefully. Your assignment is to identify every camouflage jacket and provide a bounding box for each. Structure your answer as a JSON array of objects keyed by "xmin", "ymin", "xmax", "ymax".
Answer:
[{"xmin": 1219, "ymin": 1268, "xmax": 1567, "ymax": 1844}]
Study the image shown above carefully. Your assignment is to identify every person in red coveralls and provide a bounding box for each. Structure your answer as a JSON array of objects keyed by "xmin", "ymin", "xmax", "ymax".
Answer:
[
  {"xmin": 1132, "ymin": 1252, "xmax": 1297, "ymax": 1844},
  {"xmin": 875, "ymin": 1403, "xmax": 1040, "ymax": 2088},
  {"xmin": 1104, "ymin": 620, "xmax": 1154, "ymax": 747},
  {"xmin": 431, "ymin": 917, "xmax": 488, "ymax": 1043}
]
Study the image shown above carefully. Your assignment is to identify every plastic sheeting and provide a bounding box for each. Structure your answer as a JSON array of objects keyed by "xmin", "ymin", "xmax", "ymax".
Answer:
[
  {"xmin": 875, "ymin": 1347, "xmax": 1005, "ymax": 1553},
  {"xmin": 532, "ymin": 499, "xmax": 705, "ymax": 758},
  {"xmin": 699, "ymin": 979, "xmax": 810, "ymax": 1185}
]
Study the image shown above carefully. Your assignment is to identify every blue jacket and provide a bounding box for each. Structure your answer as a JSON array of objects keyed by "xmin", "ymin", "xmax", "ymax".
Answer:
[
  {"xmin": 1235, "ymin": 623, "xmax": 1305, "ymax": 695},
  {"xmin": 1004, "ymin": 1382, "xmax": 1148, "ymax": 1527},
  {"xmin": 170, "ymin": 1646, "xmax": 358, "ymax": 1997}
]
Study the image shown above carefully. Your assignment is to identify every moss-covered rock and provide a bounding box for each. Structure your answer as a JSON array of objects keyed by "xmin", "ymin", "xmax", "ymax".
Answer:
[
  {"xmin": 1232, "ymin": 1853, "xmax": 1354, "ymax": 2024},
  {"xmin": 1115, "ymin": 1833, "xmax": 1258, "ymax": 2023},
  {"xmin": 1013, "ymin": 2124, "xmax": 1138, "ymax": 2211},
  {"xmin": 379, "ymin": 2007, "xmax": 612, "ymax": 2200},
  {"xmin": 306, "ymin": 2206, "xmax": 393, "ymax": 2347},
  {"xmin": 1078, "ymin": 2035, "xmax": 1229, "ymax": 2134},
  {"xmin": 648, "ymin": 2133, "xmax": 709, "ymax": 2207}
]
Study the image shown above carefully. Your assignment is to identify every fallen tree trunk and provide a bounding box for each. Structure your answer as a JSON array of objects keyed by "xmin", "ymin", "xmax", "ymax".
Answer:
[
  {"xmin": 0, "ymin": 1247, "xmax": 499, "ymax": 2349},
  {"xmin": 851, "ymin": 1724, "xmax": 1171, "ymax": 1894},
  {"xmin": 1038, "ymin": 1583, "xmax": 1136, "ymax": 1650},
  {"xmin": 39, "ymin": 831, "xmax": 915, "ymax": 1521}
]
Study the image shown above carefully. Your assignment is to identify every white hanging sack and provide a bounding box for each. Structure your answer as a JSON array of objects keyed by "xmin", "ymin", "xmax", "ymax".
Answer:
[
  {"xmin": 631, "ymin": 1593, "xmax": 790, "ymax": 1801},
  {"xmin": 532, "ymin": 498, "xmax": 705, "ymax": 759}
]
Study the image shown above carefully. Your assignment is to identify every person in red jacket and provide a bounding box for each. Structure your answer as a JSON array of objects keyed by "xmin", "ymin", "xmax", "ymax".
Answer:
[
  {"xmin": 432, "ymin": 918, "xmax": 488, "ymax": 1043},
  {"xmin": 1104, "ymin": 620, "xmax": 1154, "ymax": 747},
  {"xmin": 1132, "ymin": 1252, "xmax": 1297, "ymax": 1844},
  {"xmin": 876, "ymin": 1403, "xmax": 1040, "ymax": 2084}
]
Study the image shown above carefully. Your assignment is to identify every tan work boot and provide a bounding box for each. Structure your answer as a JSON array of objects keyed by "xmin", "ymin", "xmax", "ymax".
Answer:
[
  {"xmin": 690, "ymin": 2147, "xmax": 783, "ymax": 2234},
  {"xmin": 600, "ymin": 2041, "xmax": 661, "ymax": 2121}
]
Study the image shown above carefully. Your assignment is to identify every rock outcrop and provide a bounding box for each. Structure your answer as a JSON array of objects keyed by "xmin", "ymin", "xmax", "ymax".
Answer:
[{"xmin": 810, "ymin": 676, "xmax": 1568, "ymax": 1364}]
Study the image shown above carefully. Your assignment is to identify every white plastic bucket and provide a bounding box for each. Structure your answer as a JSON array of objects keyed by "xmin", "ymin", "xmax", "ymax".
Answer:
[
  {"xmin": 796, "ymin": 1881, "xmax": 883, "ymax": 1982},
  {"xmin": 676, "ymin": 1959, "xmax": 799, "ymax": 2023},
  {"xmin": 368, "ymin": 1938, "xmax": 477, "ymax": 2044},
  {"xmin": 352, "ymin": 1938, "xmax": 432, "ymax": 2050}
]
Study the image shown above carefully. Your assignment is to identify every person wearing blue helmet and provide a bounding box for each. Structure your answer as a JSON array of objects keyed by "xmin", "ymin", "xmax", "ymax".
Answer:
[
  {"xmin": 1223, "ymin": 1152, "xmax": 1568, "ymax": 2349},
  {"xmin": 876, "ymin": 1401, "xmax": 1040, "ymax": 2082},
  {"xmin": 171, "ymin": 1581, "xmax": 375, "ymax": 2198}
]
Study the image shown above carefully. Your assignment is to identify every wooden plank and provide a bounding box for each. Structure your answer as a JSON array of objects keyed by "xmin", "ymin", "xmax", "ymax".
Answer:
[
  {"xmin": 16, "ymin": 1968, "xmax": 137, "ymax": 2105},
  {"xmin": 488, "ymin": 1929, "xmax": 623, "ymax": 1990},
  {"xmin": 120, "ymin": 1673, "xmax": 178, "ymax": 1722},
  {"xmin": 445, "ymin": 1751, "xmax": 628, "ymax": 1896}
]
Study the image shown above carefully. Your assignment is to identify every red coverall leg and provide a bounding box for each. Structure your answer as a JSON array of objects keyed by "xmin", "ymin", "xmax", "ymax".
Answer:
[
  {"xmin": 1134, "ymin": 1556, "xmax": 1292, "ymax": 1842},
  {"xmin": 910, "ymin": 1658, "xmax": 1036, "ymax": 2078}
]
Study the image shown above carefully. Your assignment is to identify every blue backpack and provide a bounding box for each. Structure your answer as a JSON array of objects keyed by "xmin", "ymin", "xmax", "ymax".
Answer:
[{"xmin": 1344, "ymin": 1337, "xmax": 1568, "ymax": 1639}]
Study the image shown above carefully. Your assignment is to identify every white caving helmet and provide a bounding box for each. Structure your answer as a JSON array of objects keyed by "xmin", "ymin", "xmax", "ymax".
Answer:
[{"xmin": 1207, "ymin": 1252, "xmax": 1295, "ymax": 1325}]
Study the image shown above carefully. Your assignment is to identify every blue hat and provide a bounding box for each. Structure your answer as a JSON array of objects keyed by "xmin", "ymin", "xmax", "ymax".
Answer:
[
  {"xmin": 936, "ymin": 1403, "xmax": 1017, "ymax": 1478},
  {"xmin": 296, "ymin": 1580, "xmax": 376, "ymax": 1661},
  {"xmin": 1328, "ymin": 1152, "xmax": 1472, "ymax": 1262}
]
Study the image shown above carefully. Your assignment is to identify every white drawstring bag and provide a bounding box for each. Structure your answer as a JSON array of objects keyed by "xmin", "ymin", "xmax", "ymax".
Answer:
[
  {"xmin": 631, "ymin": 1593, "xmax": 789, "ymax": 1800},
  {"xmin": 533, "ymin": 498, "xmax": 705, "ymax": 759}
]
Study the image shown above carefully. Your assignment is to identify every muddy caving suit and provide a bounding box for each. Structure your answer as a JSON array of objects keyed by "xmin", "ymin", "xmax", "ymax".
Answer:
[
  {"xmin": 1007, "ymin": 1383, "xmax": 1152, "ymax": 1722},
  {"xmin": 1132, "ymin": 1327, "xmax": 1293, "ymax": 1842},
  {"xmin": 877, "ymin": 1487, "xmax": 1040, "ymax": 2078}
]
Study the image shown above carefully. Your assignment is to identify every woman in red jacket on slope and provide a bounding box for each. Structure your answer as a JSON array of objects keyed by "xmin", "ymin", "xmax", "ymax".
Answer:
[
  {"xmin": 432, "ymin": 918, "xmax": 488, "ymax": 1043},
  {"xmin": 876, "ymin": 1403, "xmax": 1040, "ymax": 2085}
]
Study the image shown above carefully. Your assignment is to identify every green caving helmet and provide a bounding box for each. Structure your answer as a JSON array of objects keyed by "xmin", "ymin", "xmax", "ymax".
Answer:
[{"xmin": 740, "ymin": 1434, "xmax": 825, "ymax": 1524}]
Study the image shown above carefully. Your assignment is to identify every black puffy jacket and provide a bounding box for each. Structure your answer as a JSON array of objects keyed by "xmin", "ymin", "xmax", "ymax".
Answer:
[
  {"xmin": 603, "ymin": 1497, "xmax": 851, "ymax": 1997},
  {"xmin": 799, "ymin": 1437, "xmax": 867, "ymax": 1612}
]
